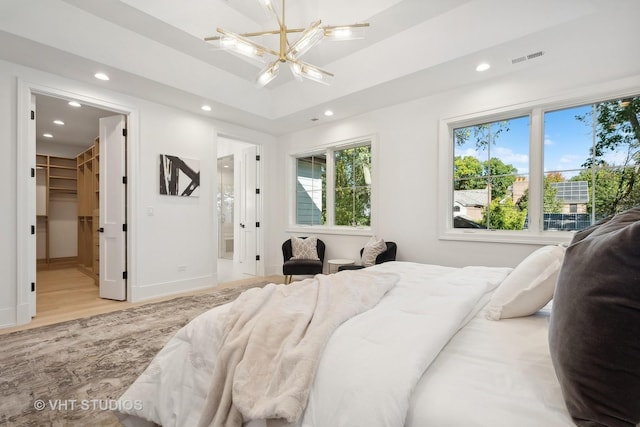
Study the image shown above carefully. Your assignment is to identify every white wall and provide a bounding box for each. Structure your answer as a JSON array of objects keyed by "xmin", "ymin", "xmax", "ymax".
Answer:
[
  {"xmin": 0, "ymin": 59, "xmax": 275, "ymax": 328},
  {"xmin": 262, "ymin": 64, "xmax": 640, "ymax": 275},
  {"xmin": 48, "ymin": 195, "xmax": 77, "ymax": 258},
  {"xmin": 131, "ymin": 104, "xmax": 216, "ymax": 299}
]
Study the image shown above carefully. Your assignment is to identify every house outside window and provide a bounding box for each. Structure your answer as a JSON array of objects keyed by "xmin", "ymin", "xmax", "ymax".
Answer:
[
  {"xmin": 441, "ymin": 93, "xmax": 640, "ymax": 243},
  {"xmin": 293, "ymin": 138, "xmax": 373, "ymax": 229},
  {"xmin": 295, "ymin": 155, "xmax": 326, "ymax": 225}
]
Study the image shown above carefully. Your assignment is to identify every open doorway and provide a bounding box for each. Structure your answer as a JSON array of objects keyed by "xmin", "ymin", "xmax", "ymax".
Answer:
[
  {"xmin": 217, "ymin": 155, "xmax": 234, "ymax": 261},
  {"xmin": 217, "ymin": 137, "xmax": 261, "ymax": 283},
  {"xmin": 32, "ymin": 93, "xmax": 128, "ymax": 318}
]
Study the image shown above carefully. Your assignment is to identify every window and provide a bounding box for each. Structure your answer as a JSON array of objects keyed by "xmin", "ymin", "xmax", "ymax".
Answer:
[
  {"xmin": 543, "ymin": 100, "xmax": 640, "ymax": 230},
  {"xmin": 444, "ymin": 93, "xmax": 639, "ymax": 241},
  {"xmin": 294, "ymin": 139, "xmax": 372, "ymax": 229},
  {"xmin": 296, "ymin": 155, "xmax": 326, "ymax": 225},
  {"xmin": 334, "ymin": 145, "xmax": 372, "ymax": 226},
  {"xmin": 453, "ymin": 116, "xmax": 530, "ymax": 230}
]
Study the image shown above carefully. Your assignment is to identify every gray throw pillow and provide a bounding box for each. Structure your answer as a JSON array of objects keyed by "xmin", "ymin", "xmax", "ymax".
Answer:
[{"xmin": 549, "ymin": 206, "xmax": 640, "ymax": 427}]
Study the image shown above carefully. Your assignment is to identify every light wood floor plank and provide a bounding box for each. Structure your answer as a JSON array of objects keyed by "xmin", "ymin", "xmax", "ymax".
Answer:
[{"xmin": 1, "ymin": 268, "xmax": 284, "ymax": 335}]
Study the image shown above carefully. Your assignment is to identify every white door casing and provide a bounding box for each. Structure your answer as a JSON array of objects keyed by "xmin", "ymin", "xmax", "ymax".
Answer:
[{"xmin": 99, "ymin": 115, "xmax": 127, "ymax": 300}]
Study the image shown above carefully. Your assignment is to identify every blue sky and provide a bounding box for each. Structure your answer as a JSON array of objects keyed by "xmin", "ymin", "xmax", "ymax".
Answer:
[{"xmin": 455, "ymin": 104, "xmax": 622, "ymax": 179}]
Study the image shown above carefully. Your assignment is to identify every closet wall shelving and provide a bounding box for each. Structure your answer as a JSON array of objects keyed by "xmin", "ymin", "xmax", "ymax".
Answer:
[
  {"xmin": 77, "ymin": 138, "xmax": 100, "ymax": 284},
  {"xmin": 35, "ymin": 153, "xmax": 78, "ymax": 269},
  {"xmin": 35, "ymin": 138, "xmax": 100, "ymax": 284}
]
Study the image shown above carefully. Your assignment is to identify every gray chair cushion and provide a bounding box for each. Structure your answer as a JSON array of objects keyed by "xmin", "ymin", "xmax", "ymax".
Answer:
[{"xmin": 549, "ymin": 206, "xmax": 640, "ymax": 427}]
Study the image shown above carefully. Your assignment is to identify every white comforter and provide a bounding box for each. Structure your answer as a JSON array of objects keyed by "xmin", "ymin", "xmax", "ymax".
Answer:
[
  {"xmin": 116, "ymin": 262, "xmax": 511, "ymax": 427},
  {"xmin": 197, "ymin": 270, "xmax": 398, "ymax": 427}
]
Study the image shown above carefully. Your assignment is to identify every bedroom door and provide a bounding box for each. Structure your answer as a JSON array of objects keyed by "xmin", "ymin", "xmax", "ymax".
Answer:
[
  {"xmin": 28, "ymin": 94, "xmax": 37, "ymax": 317},
  {"xmin": 239, "ymin": 145, "xmax": 258, "ymax": 275},
  {"xmin": 99, "ymin": 115, "xmax": 127, "ymax": 300}
]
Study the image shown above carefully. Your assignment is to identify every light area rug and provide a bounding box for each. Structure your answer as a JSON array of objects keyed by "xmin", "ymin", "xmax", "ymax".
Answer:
[{"xmin": 0, "ymin": 282, "xmax": 267, "ymax": 427}]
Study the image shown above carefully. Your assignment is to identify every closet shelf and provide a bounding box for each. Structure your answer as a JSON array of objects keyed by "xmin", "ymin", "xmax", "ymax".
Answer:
[{"xmin": 49, "ymin": 175, "xmax": 77, "ymax": 180}]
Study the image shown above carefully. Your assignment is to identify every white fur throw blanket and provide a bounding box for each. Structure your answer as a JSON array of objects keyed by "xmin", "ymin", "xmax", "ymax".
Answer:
[{"xmin": 197, "ymin": 270, "xmax": 398, "ymax": 427}]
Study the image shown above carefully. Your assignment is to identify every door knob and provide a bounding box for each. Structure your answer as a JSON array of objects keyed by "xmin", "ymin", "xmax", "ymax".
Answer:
[{"xmin": 240, "ymin": 223, "xmax": 245, "ymax": 228}]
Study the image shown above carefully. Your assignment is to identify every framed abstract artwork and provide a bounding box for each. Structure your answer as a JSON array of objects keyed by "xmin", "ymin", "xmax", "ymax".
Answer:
[{"xmin": 159, "ymin": 154, "xmax": 201, "ymax": 197}]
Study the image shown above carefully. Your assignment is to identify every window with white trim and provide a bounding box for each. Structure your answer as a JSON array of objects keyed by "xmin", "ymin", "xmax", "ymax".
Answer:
[
  {"xmin": 294, "ymin": 140, "xmax": 372, "ymax": 228},
  {"xmin": 444, "ymin": 93, "xmax": 640, "ymax": 240}
]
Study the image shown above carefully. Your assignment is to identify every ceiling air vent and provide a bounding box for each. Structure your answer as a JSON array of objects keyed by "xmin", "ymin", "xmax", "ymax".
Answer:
[{"xmin": 511, "ymin": 50, "xmax": 545, "ymax": 65}]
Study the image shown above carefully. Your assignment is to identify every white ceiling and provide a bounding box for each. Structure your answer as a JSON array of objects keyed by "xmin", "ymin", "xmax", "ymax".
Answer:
[
  {"xmin": 1, "ymin": 0, "xmax": 639, "ymax": 142},
  {"xmin": 35, "ymin": 94, "xmax": 115, "ymax": 148}
]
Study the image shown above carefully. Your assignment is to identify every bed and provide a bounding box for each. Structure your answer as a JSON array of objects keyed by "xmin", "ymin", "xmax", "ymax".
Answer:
[{"xmin": 115, "ymin": 257, "xmax": 579, "ymax": 427}]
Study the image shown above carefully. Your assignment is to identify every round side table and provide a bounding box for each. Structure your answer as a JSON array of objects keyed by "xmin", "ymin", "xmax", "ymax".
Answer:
[{"xmin": 327, "ymin": 258, "xmax": 355, "ymax": 273}]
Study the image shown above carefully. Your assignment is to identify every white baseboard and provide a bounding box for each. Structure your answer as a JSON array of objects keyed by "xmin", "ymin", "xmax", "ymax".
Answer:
[
  {"xmin": 0, "ymin": 304, "xmax": 33, "ymax": 330},
  {"xmin": 129, "ymin": 275, "xmax": 216, "ymax": 302}
]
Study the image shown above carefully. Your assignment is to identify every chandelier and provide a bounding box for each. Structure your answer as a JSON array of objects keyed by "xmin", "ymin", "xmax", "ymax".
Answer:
[{"xmin": 205, "ymin": 0, "xmax": 369, "ymax": 87}]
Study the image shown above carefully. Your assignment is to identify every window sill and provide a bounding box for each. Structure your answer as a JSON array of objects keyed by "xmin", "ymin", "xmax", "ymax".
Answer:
[
  {"xmin": 439, "ymin": 229, "xmax": 574, "ymax": 245},
  {"xmin": 286, "ymin": 225, "xmax": 373, "ymax": 237}
]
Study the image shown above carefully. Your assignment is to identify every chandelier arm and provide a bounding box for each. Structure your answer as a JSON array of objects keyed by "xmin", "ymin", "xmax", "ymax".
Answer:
[
  {"xmin": 204, "ymin": 28, "xmax": 305, "ymax": 42},
  {"xmin": 322, "ymin": 23, "xmax": 370, "ymax": 30},
  {"xmin": 286, "ymin": 19, "xmax": 323, "ymax": 60},
  {"xmin": 294, "ymin": 60, "xmax": 334, "ymax": 77},
  {"xmin": 289, "ymin": 59, "xmax": 334, "ymax": 76},
  {"xmin": 214, "ymin": 28, "xmax": 280, "ymax": 57},
  {"xmin": 289, "ymin": 59, "xmax": 334, "ymax": 85},
  {"xmin": 281, "ymin": 0, "xmax": 285, "ymax": 29}
]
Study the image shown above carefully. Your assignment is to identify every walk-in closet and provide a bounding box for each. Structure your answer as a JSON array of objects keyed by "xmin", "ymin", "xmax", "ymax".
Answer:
[{"xmin": 34, "ymin": 94, "xmax": 123, "ymax": 315}]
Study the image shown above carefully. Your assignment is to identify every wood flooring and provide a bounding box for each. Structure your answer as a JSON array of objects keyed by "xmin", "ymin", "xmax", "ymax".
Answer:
[{"xmin": 0, "ymin": 268, "xmax": 284, "ymax": 335}]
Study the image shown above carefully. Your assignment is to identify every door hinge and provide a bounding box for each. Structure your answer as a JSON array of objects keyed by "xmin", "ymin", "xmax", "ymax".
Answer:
[
  {"xmin": 31, "ymin": 225, "xmax": 35, "ymax": 235},
  {"xmin": 122, "ymin": 271, "xmax": 128, "ymax": 280},
  {"xmin": 31, "ymin": 282, "xmax": 35, "ymax": 292},
  {"xmin": 256, "ymin": 221, "xmax": 260, "ymax": 228},
  {"xmin": 30, "ymin": 110, "xmax": 35, "ymax": 120},
  {"xmin": 255, "ymin": 188, "xmax": 260, "ymax": 195},
  {"xmin": 256, "ymin": 155, "xmax": 260, "ymax": 161},
  {"xmin": 122, "ymin": 128, "xmax": 128, "ymax": 137},
  {"xmin": 122, "ymin": 224, "xmax": 127, "ymax": 232},
  {"xmin": 122, "ymin": 176, "xmax": 127, "ymax": 184},
  {"xmin": 256, "ymin": 255, "xmax": 260, "ymax": 261},
  {"xmin": 31, "ymin": 168, "xmax": 35, "ymax": 178}
]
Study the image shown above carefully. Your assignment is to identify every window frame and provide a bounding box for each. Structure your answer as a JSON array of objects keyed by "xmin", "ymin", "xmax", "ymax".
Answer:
[
  {"xmin": 288, "ymin": 135, "xmax": 376, "ymax": 236},
  {"xmin": 438, "ymin": 86, "xmax": 640, "ymax": 245}
]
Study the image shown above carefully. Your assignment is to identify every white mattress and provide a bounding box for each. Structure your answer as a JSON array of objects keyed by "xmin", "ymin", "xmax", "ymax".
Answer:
[{"xmin": 405, "ymin": 303, "xmax": 574, "ymax": 427}]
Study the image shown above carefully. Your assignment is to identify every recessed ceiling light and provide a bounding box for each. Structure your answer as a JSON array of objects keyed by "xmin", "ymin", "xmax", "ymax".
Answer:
[
  {"xmin": 43, "ymin": 133, "xmax": 53, "ymax": 138},
  {"xmin": 94, "ymin": 72, "xmax": 110, "ymax": 81},
  {"xmin": 475, "ymin": 62, "xmax": 491, "ymax": 72},
  {"xmin": 324, "ymin": 110, "xmax": 334, "ymax": 117},
  {"xmin": 53, "ymin": 120, "xmax": 65, "ymax": 125},
  {"xmin": 201, "ymin": 105, "xmax": 212, "ymax": 111},
  {"xmin": 68, "ymin": 101, "xmax": 81, "ymax": 107}
]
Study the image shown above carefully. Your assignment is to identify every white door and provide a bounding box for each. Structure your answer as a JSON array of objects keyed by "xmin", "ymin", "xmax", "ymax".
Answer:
[
  {"xmin": 239, "ymin": 145, "xmax": 258, "ymax": 275},
  {"xmin": 28, "ymin": 94, "xmax": 37, "ymax": 316},
  {"xmin": 99, "ymin": 115, "xmax": 127, "ymax": 300}
]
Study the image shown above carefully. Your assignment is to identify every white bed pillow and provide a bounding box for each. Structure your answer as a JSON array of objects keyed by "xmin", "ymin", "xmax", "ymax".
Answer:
[
  {"xmin": 486, "ymin": 244, "xmax": 566, "ymax": 320},
  {"xmin": 362, "ymin": 236, "xmax": 386, "ymax": 267}
]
